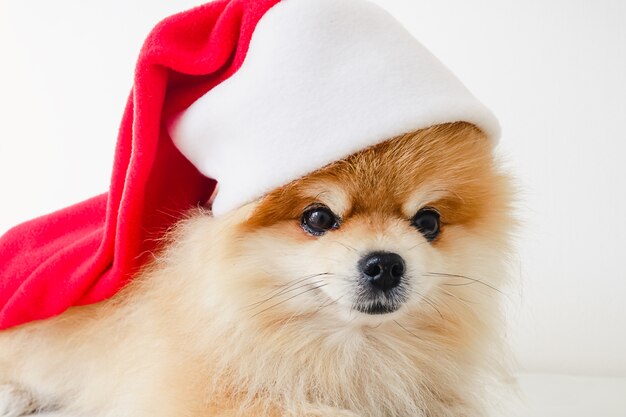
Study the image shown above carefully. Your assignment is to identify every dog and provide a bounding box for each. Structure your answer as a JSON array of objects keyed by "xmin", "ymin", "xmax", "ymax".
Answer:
[{"xmin": 0, "ymin": 122, "xmax": 514, "ymax": 417}]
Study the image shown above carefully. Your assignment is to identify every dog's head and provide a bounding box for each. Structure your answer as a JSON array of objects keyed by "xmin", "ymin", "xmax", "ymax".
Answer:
[
  {"xmin": 185, "ymin": 122, "xmax": 513, "ymax": 332},
  {"xmin": 157, "ymin": 121, "xmax": 515, "ymax": 414}
]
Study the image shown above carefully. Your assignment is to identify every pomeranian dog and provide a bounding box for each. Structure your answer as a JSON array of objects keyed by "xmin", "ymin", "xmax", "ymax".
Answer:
[{"xmin": 0, "ymin": 122, "xmax": 513, "ymax": 417}]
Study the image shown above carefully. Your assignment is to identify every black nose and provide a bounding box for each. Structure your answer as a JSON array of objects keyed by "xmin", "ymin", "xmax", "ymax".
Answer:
[{"xmin": 358, "ymin": 251, "xmax": 405, "ymax": 292}]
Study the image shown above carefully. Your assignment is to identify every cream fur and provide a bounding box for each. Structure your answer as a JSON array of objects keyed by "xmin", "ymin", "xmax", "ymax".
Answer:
[{"xmin": 0, "ymin": 124, "xmax": 515, "ymax": 417}]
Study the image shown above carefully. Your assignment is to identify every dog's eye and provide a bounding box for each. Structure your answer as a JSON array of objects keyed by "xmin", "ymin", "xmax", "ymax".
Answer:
[
  {"xmin": 301, "ymin": 205, "xmax": 339, "ymax": 236},
  {"xmin": 411, "ymin": 208, "xmax": 441, "ymax": 242}
]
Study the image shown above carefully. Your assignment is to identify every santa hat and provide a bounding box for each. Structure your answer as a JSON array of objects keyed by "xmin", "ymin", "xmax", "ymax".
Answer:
[{"xmin": 0, "ymin": 0, "xmax": 498, "ymax": 329}]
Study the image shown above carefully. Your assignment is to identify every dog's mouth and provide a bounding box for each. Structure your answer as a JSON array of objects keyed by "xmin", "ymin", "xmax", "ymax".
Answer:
[
  {"xmin": 352, "ymin": 288, "xmax": 408, "ymax": 315},
  {"xmin": 354, "ymin": 301, "xmax": 401, "ymax": 315}
]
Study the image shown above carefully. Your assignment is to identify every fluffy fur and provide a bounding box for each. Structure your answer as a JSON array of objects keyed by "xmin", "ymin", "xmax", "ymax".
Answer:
[{"xmin": 0, "ymin": 122, "xmax": 515, "ymax": 417}]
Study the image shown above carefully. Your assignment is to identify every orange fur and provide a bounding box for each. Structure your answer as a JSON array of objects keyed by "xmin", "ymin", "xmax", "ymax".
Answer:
[{"xmin": 0, "ymin": 122, "xmax": 515, "ymax": 417}]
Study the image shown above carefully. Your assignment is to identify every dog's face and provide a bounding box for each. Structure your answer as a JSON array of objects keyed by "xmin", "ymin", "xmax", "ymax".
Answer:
[
  {"xmin": 163, "ymin": 122, "xmax": 514, "ymax": 414},
  {"xmin": 198, "ymin": 122, "xmax": 512, "ymax": 331}
]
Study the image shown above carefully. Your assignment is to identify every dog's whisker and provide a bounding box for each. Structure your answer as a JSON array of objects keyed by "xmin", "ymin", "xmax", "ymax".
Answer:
[
  {"xmin": 370, "ymin": 320, "xmax": 384, "ymax": 329},
  {"xmin": 313, "ymin": 288, "xmax": 352, "ymax": 315},
  {"xmin": 245, "ymin": 273, "xmax": 332, "ymax": 309},
  {"xmin": 330, "ymin": 241, "xmax": 358, "ymax": 253},
  {"xmin": 245, "ymin": 279, "xmax": 328, "ymax": 311},
  {"xmin": 246, "ymin": 272, "xmax": 355, "ymax": 313},
  {"xmin": 305, "ymin": 295, "xmax": 343, "ymax": 320},
  {"xmin": 435, "ymin": 286, "xmax": 477, "ymax": 308},
  {"xmin": 424, "ymin": 295, "xmax": 445, "ymax": 321},
  {"xmin": 407, "ymin": 241, "xmax": 428, "ymax": 251},
  {"xmin": 410, "ymin": 289, "xmax": 444, "ymax": 320},
  {"xmin": 440, "ymin": 282, "xmax": 478, "ymax": 287},
  {"xmin": 393, "ymin": 320, "xmax": 424, "ymax": 342},
  {"xmin": 270, "ymin": 275, "xmax": 329, "ymax": 297},
  {"xmin": 250, "ymin": 283, "xmax": 328, "ymax": 318},
  {"xmin": 424, "ymin": 272, "xmax": 503, "ymax": 295},
  {"xmin": 315, "ymin": 296, "xmax": 339, "ymax": 313}
]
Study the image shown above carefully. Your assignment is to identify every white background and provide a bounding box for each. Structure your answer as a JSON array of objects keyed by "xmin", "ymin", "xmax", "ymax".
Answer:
[{"xmin": 1, "ymin": 0, "xmax": 625, "ymax": 381}]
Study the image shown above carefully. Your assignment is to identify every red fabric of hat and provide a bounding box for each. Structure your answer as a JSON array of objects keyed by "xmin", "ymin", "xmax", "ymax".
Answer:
[{"xmin": 0, "ymin": 0, "xmax": 280, "ymax": 330}]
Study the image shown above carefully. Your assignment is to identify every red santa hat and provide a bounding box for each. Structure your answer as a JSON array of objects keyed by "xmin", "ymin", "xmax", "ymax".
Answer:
[{"xmin": 0, "ymin": 0, "xmax": 499, "ymax": 329}]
